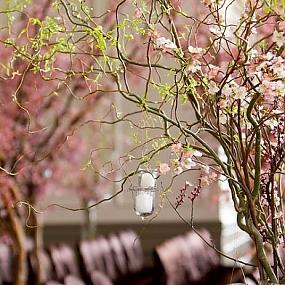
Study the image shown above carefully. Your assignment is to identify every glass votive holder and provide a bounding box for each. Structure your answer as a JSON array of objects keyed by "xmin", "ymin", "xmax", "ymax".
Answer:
[{"xmin": 129, "ymin": 169, "xmax": 158, "ymax": 217}]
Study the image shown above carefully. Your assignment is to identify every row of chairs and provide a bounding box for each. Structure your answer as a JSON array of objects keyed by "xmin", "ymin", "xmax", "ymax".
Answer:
[
  {"xmin": 0, "ymin": 228, "xmax": 257, "ymax": 285},
  {"xmin": 153, "ymin": 229, "xmax": 256, "ymax": 285},
  {"xmin": 0, "ymin": 230, "xmax": 147, "ymax": 285}
]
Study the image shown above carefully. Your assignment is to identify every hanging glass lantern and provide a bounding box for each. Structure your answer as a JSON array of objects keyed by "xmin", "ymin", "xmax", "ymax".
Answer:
[{"xmin": 129, "ymin": 169, "xmax": 158, "ymax": 217}]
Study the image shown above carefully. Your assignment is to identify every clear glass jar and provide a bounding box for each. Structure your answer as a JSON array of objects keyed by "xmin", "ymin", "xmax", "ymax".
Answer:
[{"xmin": 129, "ymin": 169, "xmax": 158, "ymax": 217}]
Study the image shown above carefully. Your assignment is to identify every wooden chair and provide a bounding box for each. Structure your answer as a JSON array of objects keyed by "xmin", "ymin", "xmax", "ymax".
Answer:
[
  {"xmin": 78, "ymin": 231, "xmax": 150, "ymax": 285},
  {"xmin": 0, "ymin": 243, "xmax": 13, "ymax": 285},
  {"xmin": 28, "ymin": 248, "xmax": 54, "ymax": 284},
  {"xmin": 116, "ymin": 230, "xmax": 154, "ymax": 285},
  {"xmin": 78, "ymin": 238, "xmax": 111, "ymax": 284},
  {"xmin": 154, "ymin": 229, "xmax": 246, "ymax": 285},
  {"xmin": 49, "ymin": 244, "xmax": 79, "ymax": 282},
  {"xmin": 95, "ymin": 237, "xmax": 117, "ymax": 280},
  {"xmin": 78, "ymin": 240, "xmax": 96, "ymax": 278},
  {"xmin": 108, "ymin": 234, "xmax": 128, "ymax": 278},
  {"xmin": 118, "ymin": 230, "xmax": 144, "ymax": 274},
  {"xmin": 154, "ymin": 236, "xmax": 189, "ymax": 285},
  {"xmin": 183, "ymin": 230, "xmax": 220, "ymax": 282}
]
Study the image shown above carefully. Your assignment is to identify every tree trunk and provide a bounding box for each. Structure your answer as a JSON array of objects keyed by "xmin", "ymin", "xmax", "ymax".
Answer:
[
  {"xmin": 82, "ymin": 199, "xmax": 96, "ymax": 239},
  {"xmin": 30, "ymin": 210, "xmax": 44, "ymax": 285},
  {"xmin": 4, "ymin": 197, "xmax": 27, "ymax": 285}
]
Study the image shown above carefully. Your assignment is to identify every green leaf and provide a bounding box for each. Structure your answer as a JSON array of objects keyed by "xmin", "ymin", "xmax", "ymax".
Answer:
[{"xmin": 29, "ymin": 17, "xmax": 41, "ymax": 26}]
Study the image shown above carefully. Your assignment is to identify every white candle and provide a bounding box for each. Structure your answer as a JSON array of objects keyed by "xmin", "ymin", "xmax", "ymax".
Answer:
[
  {"xmin": 140, "ymin": 172, "xmax": 156, "ymax": 188},
  {"xmin": 135, "ymin": 192, "xmax": 153, "ymax": 214}
]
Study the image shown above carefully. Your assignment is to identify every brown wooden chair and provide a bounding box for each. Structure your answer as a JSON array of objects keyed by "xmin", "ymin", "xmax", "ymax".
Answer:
[
  {"xmin": 28, "ymin": 248, "xmax": 54, "ymax": 284},
  {"xmin": 0, "ymin": 243, "xmax": 13, "ymax": 285},
  {"xmin": 78, "ymin": 240, "xmax": 96, "ymax": 278},
  {"xmin": 78, "ymin": 231, "xmax": 151, "ymax": 285},
  {"xmin": 154, "ymin": 236, "xmax": 189, "ymax": 285},
  {"xmin": 116, "ymin": 230, "xmax": 154, "ymax": 285},
  {"xmin": 49, "ymin": 244, "xmax": 79, "ymax": 282},
  {"xmin": 78, "ymin": 238, "xmax": 111, "ymax": 285},
  {"xmin": 96, "ymin": 237, "xmax": 117, "ymax": 280},
  {"xmin": 118, "ymin": 230, "xmax": 144, "ymax": 274},
  {"xmin": 183, "ymin": 230, "xmax": 220, "ymax": 283},
  {"xmin": 78, "ymin": 240, "xmax": 93, "ymax": 284},
  {"xmin": 154, "ymin": 229, "xmax": 246, "ymax": 285},
  {"xmin": 88, "ymin": 239, "xmax": 105, "ymax": 273},
  {"xmin": 108, "ymin": 234, "xmax": 128, "ymax": 278}
]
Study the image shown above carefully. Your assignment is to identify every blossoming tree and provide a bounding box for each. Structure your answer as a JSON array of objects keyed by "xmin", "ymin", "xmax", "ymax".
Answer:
[
  {"xmin": 112, "ymin": 0, "xmax": 285, "ymax": 282},
  {"xmin": 65, "ymin": 0, "xmax": 285, "ymax": 282},
  {"xmin": 2, "ymin": 0, "xmax": 285, "ymax": 283},
  {"xmin": 110, "ymin": 0, "xmax": 285, "ymax": 282},
  {"xmin": 0, "ymin": 0, "xmax": 114, "ymax": 284}
]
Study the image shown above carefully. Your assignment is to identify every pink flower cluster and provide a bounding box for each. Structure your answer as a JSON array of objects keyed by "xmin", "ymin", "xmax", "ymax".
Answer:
[
  {"xmin": 0, "ymin": 0, "xmax": 110, "ymax": 204},
  {"xmin": 159, "ymin": 143, "xmax": 203, "ymax": 176},
  {"xmin": 158, "ymin": 143, "xmax": 218, "ymax": 206}
]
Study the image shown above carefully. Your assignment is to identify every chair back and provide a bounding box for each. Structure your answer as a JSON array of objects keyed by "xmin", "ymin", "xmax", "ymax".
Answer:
[
  {"xmin": 28, "ymin": 248, "xmax": 54, "ymax": 284},
  {"xmin": 184, "ymin": 230, "xmax": 219, "ymax": 281},
  {"xmin": 154, "ymin": 236, "xmax": 189, "ymax": 285},
  {"xmin": 0, "ymin": 243, "xmax": 13, "ymax": 284},
  {"xmin": 96, "ymin": 237, "xmax": 117, "ymax": 280},
  {"xmin": 119, "ymin": 230, "xmax": 144, "ymax": 273},
  {"xmin": 49, "ymin": 244, "xmax": 79, "ymax": 281},
  {"xmin": 108, "ymin": 234, "xmax": 128, "ymax": 277},
  {"xmin": 78, "ymin": 238, "xmax": 111, "ymax": 282},
  {"xmin": 78, "ymin": 230, "xmax": 143, "ymax": 283},
  {"xmin": 154, "ymin": 229, "xmax": 219, "ymax": 285}
]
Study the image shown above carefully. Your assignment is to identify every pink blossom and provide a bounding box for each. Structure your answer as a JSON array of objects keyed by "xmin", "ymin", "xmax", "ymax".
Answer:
[
  {"xmin": 201, "ymin": 165, "xmax": 210, "ymax": 174},
  {"xmin": 183, "ymin": 149, "xmax": 202, "ymax": 158},
  {"xmin": 181, "ymin": 158, "xmax": 196, "ymax": 169},
  {"xmin": 272, "ymin": 30, "xmax": 285, "ymax": 47},
  {"xmin": 183, "ymin": 150, "xmax": 194, "ymax": 158},
  {"xmin": 209, "ymin": 26, "xmax": 222, "ymax": 37},
  {"xmin": 200, "ymin": 176, "xmax": 210, "ymax": 186},
  {"xmin": 183, "ymin": 149, "xmax": 203, "ymax": 158},
  {"xmin": 208, "ymin": 81, "xmax": 219, "ymax": 95},
  {"xmin": 232, "ymin": 85, "xmax": 247, "ymax": 100},
  {"xmin": 134, "ymin": 8, "xmax": 142, "ymax": 18},
  {"xmin": 156, "ymin": 37, "xmax": 177, "ymax": 49},
  {"xmin": 209, "ymin": 172, "xmax": 218, "ymax": 181},
  {"xmin": 279, "ymin": 21, "xmax": 285, "ymax": 31},
  {"xmin": 171, "ymin": 142, "xmax": 182, "ymax": 153},
  {"xmin": 193, "ymin": 150, "xmax": 202, "ymax": 157},
  {"xmin": 188, "ymin": 60, "xmax": 202, "ymax": 73},
  {"xmin": 208, "ymin": 64, "xmax": 220, "ymax": 79},
  {"xmin": 174, "ymin": 166, "xmax": 183, "ymax": 175},
  {"xmin": 270, "ymin": 56, "xmax": 285, "ymax": 77},
  {"xmin": 148, "ymin": 30, "xmax": 160, "ymax": 39},
  {"xmin": 188, "ymin": 45, "xmax": 205, "ymax": 54},
  {"xmin": 159, "ymin": 163, "xmax": 171, "ymax": 175}
]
